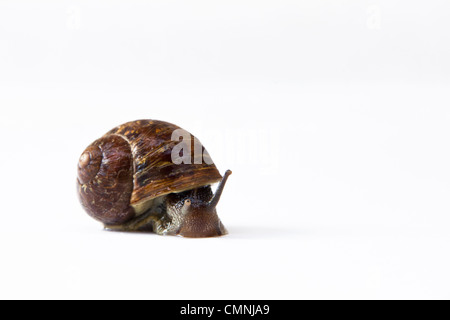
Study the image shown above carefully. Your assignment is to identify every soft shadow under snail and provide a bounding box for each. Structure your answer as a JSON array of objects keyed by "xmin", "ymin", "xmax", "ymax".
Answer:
[{"xmin": 77, "ymin": 119, "xmax": 232, "ymax": 238}]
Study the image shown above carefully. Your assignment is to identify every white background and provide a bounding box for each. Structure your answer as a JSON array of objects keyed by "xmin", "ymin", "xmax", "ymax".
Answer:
[{"xmin": 0, "ymin": 1, "xmax": 449, "ymax": 300}]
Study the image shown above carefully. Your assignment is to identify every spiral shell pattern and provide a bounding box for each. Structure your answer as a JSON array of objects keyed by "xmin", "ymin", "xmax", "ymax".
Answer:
[{"xmin": 77, "ymin": 135, "xmax": 135, "ymax": 225}]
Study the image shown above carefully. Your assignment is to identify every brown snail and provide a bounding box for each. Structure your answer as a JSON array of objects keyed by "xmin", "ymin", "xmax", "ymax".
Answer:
[{"xmin": 77, "ymin": 119, "xmax": 231, "ymax": 238}]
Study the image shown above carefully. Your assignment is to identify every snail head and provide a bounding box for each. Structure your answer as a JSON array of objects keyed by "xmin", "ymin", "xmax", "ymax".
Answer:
[{"xmin": 165, "ymin": 170, "xmax": 232, "ymax": 238}]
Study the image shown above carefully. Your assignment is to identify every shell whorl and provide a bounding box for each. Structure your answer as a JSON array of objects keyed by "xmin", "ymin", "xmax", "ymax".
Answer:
[
  {"xmin": 77, "ymin": 135, "xmax": 135, "ymax": 225},
  {"xmin": 77, "ymin": 145, "xmax": 102, "ymax": 184}
]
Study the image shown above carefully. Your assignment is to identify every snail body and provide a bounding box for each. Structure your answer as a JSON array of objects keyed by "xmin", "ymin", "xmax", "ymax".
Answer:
[{"xmin": 77, "ymin": 120, "xmax": 231, "ymax": 238}]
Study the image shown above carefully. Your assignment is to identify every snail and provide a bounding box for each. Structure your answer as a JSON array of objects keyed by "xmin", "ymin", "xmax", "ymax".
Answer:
[{"xmin": 77, "ymin": 119, "xmax": 231, "ymax": 238}]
